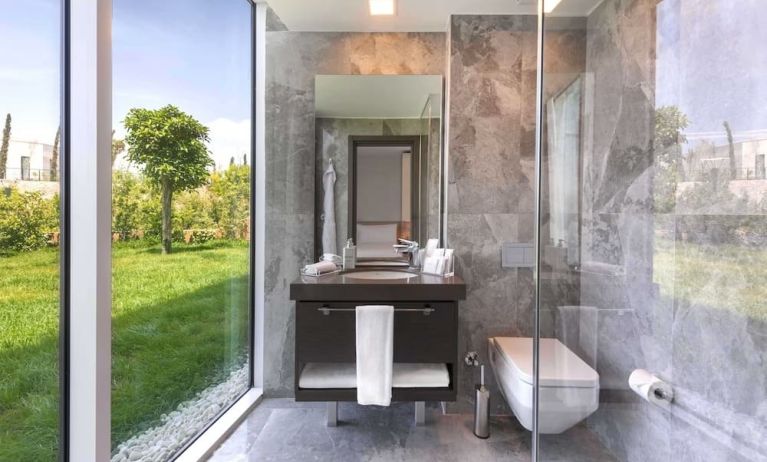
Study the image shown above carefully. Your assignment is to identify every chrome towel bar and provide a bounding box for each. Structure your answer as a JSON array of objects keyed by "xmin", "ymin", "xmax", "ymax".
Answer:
[{"xmin": 318, "ymin": 307, "xmax": 434, "ymax": 316}]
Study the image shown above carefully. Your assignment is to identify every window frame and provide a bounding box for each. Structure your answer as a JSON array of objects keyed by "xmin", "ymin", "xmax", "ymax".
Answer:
[{"xmin": 63, "ymin": 0, "xmax": 265, "ymax": 460}]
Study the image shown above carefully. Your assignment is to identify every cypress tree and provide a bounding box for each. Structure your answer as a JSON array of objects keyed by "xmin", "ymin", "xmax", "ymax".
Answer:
[
  {"xmin": 0, "ymin": 114, "xmax": 11, "ymax": 179},
  {"xmin": 51, "ymin": 127, "xmax": 60, "ymax": 181},
  {"xmin": 723, "ymin": 121, "xmax": 736, "ymax": 179}
]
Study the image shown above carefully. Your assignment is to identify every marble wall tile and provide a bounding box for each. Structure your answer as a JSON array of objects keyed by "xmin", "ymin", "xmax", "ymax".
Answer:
[
  {"xmin": 569, "ymin": 0, "xmax": 667, "ymax": 459},
  {"xmin": 446, "ymin": 15, "xmax": 537, "ymax": 414},
  {"xmin": 264, "ymin": 30, "xmax": 445, "ymax": 396},
  {"xmin": 447, "ymin": 15, "xmax": 586, "ymax": 414}
]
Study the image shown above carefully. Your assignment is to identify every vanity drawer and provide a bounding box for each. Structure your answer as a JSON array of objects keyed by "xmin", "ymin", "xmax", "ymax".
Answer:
[{"xmin": 295, "ymin": 301, "xmax": 457, "ymax": 363}]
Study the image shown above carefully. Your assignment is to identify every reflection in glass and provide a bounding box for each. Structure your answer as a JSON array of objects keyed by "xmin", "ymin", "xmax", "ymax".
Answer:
[
  {"xmin": 546, "ymin": 77, "xmax": 581, "ymax": 267},
  {"xmin": 538, "ymin": 0, "xmax": 767, "ymax": 460},
  {"xmin": 419, "ymin": 94, "xmax": 443, "ymax": 245}
]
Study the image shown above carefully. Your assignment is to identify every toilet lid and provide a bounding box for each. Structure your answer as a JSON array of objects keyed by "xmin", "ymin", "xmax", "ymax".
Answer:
[{"xmin": 492, "ymin": 337, "xmax": 599, "ymax": 388}]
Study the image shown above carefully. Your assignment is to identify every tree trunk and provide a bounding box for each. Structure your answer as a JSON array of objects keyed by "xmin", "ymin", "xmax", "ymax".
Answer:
[{"xmin": 161, "ymin": 180, "xmax": 173, "ymax": 254}]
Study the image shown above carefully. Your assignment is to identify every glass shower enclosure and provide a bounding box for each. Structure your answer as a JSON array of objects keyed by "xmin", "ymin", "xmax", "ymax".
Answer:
[{"xmin": 535, "ymin": 0, "xmax": 767, "ymax": 461}]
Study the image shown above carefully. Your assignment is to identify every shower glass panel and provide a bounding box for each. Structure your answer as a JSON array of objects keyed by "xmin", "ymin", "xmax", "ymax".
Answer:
[{"xmin": 536, "ymin": 0, "xmax": 767, "ymax": 461}]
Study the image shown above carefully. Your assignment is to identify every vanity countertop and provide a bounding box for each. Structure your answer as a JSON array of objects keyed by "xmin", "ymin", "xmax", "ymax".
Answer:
[{"xmin": 290, "ymin": 270, "xmax": 466, "ymax": 301}]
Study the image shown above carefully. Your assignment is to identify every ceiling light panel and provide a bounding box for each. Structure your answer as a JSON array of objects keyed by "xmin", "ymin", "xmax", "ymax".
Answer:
[{"xmin": 369, "ymin": 0, "xmax": 396, "ymax": 16}]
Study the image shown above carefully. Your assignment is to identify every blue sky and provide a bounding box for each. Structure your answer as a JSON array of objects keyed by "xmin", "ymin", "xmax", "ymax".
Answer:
[
  {"xmin": 655, "ymin": 0, "xmax": 767, "ymax": 148},
  {"xmin": 0, "ymin": 0, "xmax": 251, "ymax": 169},
  {"xmin": 0, "ymin": 0, "xmax": 61, "ymax": 143},
  {"xmin": 1, "ymin": 0, "xmax": 765, "ymax": 164}
]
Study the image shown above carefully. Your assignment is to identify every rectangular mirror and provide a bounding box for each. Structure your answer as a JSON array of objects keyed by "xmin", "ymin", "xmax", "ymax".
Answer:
[{"xmin": 314, "ymin": 75, "xmax": 444, "ymax": 266}]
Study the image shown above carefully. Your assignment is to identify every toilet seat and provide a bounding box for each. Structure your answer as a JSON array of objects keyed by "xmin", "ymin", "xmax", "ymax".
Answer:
[{"xmin": 488, "ymin": 337, "xmax": 600, "ymax": 434}]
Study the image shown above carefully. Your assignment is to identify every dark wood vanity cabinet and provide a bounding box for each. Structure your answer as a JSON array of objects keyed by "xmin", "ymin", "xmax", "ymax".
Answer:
[{"xmin": 290, "ymin": 273, "xmax": 466, "ymax": 402}]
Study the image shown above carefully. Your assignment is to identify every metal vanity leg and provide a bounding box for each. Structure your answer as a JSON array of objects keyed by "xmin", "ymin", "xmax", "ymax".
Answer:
[
  {"xmin": 415, "ymin": 401, "xmax": 426, "ymax": 426},
  {"xmin": 326, "ymin": 402, "xmax": 338, "ymax": 427}
]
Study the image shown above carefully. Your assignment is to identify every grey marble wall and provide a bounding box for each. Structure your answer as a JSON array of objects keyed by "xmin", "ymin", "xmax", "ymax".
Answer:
[
  {"xmin": 569, "ymin": 2, "xmax": 667, "ymax": 459},
  {"xmin": 264, "ymin": 31, "xmax": 445, "ymax": 396},
  {"xmin": 446, "ymin": 15, "xmax": 585, "ymax": 414}
]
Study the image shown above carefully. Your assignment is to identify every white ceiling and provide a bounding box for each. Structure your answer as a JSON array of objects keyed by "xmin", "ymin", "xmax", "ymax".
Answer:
[
  {"xmin": 315, "ymin": 75, "xmax": 442, "ymax": 119},
  {"xmin": 266, "ymin": 0, "xmax": 603, "ymax": 32}
]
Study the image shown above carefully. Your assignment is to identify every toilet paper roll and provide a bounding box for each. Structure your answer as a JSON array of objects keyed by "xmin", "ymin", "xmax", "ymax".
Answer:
[{"xmin": 628, "ymin": 369, "xmax": 674, "ymax": 408}]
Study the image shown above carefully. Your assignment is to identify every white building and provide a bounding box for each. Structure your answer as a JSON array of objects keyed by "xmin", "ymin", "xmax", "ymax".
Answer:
[
  {"xmin": 3, "ymin": 139, "xmax": 56, "ymax": 181},
  {"xmin": 686, "ymin": 138, "xmax": 767, "ymax": 181}
]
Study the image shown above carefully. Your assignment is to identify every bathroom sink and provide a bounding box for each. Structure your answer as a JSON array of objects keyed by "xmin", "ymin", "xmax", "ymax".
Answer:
[{"xmin": 344, "ymin": 270, "xmax": 419, "ymax": 280}]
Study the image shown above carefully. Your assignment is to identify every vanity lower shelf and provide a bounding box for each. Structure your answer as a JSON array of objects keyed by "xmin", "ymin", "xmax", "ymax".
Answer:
[
  {"xmin": 296, "ymin": 362, "xmax": 454, "ymax": 402},
  {"xmin": 292, "ymin": 300, "xmax": 460, "ymax": 403}
]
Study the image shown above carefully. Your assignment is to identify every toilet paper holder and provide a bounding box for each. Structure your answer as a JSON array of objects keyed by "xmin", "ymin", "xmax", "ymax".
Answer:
[
  {"xmin": 652, "ymin": 387, "xmax": 673, "ymax": 403},
  {"xmin": 628, "ymin": 369, "xmax": 674, "ymax": 408}
]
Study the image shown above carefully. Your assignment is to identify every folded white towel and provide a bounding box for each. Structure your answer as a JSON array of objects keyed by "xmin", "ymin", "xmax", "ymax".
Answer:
[
  {"xmin": 303, "ymin": 260, "xmax": 337, "ymax": 276},
  {"xmin": 299, "ymin": 363, "xmax": 357, "ymax": 389},
  {"xmin": 393, "ymin": 363, "xmax": 450, "ymax": 388},
  {"xmin": 356, "ymin": 305, "xmax": 394, "ymax": 406},
  {"xmin": 298, "ymin": 362, "xmax": 450, "ymax": 389}
]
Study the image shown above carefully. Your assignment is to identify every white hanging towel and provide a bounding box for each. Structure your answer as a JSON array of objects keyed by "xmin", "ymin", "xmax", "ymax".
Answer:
[
  {"xmin": 322, "ymin": 160, "xmax": 337, "ymax": 255},
  {"xmin": 356, "ymin": 305, "xmax": 394, "ymax": 406}
]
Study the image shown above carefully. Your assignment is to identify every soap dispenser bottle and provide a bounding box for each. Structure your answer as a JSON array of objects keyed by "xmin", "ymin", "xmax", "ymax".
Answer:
[{"xmin": 343, "ymin": 238, "xmax": 356, "ymax": 270}]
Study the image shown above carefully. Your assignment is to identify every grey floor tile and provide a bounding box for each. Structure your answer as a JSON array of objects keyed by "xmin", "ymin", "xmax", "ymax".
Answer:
[{"xmin": 206, "ymin": 399, "xmax": 616, "ymax": 462}]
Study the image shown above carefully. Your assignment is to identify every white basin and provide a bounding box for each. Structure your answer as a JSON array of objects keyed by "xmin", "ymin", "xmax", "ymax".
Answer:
[{"xmin": 345, "ymin": 270, "xmax": 418, "ymax": 280}]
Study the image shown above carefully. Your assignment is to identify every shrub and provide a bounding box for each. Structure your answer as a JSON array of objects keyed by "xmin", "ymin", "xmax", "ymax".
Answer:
[
  {"xmin": 111, "ymin": 166, "xmax": 251, "ymax": 243},
  {"xmin": 210, "ymin": 164, "xmax": 250, "ymax": 239},
  {"xmin": 174, "ymin": 189, "xmax": 215, "ymax": 231},
  {"xmin": 183, "ymin": 229, "xmax": 217, "ymax": 244},
  {"xmin": 0, "ymin": 187, "xmax": 58, "ymax": 252},
  {"xmin": 112, "ymin": 170, "xmax": 162, "ymax": 241}
]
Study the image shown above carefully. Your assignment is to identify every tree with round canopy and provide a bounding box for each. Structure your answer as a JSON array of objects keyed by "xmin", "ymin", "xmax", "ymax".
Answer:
[{"xmin": 124, "ymin": 105, "xmax": 212, "ymax": 254}]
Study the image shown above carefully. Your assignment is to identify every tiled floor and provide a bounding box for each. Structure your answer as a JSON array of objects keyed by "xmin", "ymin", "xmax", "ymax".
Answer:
[{"xmin": 206, "ymin": 399, "xmax": 617, "ymax": 461}]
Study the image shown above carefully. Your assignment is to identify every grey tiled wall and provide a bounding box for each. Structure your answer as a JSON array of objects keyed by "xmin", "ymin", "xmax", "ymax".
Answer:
[{"xmin": 264, "ymin": 31, "xmax": 445, "ymax": 396}]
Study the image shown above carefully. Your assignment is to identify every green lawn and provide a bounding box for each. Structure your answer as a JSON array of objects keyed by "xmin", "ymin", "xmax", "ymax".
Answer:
[
  {"xmin": 654, "ymin": 237, "xmax": 767, "ymax": 321},
  {"xmin": 0, "ymin": 241, "xmax": 250, "ymax": 461}
]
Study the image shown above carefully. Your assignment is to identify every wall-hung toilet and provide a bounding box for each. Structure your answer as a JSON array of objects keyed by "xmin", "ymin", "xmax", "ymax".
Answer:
[{"xmin": 488, "ymin": 337, "xmax": 599, "ymax": 434}]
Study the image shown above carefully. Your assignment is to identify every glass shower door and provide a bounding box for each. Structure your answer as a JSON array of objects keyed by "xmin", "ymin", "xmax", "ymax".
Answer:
[{"xmin": 535, "ymin": 0, "xmax": 767, "ymax": 461}]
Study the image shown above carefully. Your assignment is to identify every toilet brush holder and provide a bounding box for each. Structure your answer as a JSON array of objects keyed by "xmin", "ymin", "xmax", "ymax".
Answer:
[
  {"xmin": 465, "ymin": 352, "xmax": 490, "ymax": 439},
  {"xmin": 473, "ymin": 365, "xmax": 490, "ymax": 439}
]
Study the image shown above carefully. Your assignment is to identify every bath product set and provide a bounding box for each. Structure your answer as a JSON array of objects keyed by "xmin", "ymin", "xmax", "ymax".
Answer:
[{"xmin": 420, "ymin": 238, "xmax": 455, "ymax": 276}]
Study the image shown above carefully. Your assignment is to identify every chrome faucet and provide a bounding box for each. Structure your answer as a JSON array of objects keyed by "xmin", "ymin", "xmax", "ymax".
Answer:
[{"xmin": 393, "ymin": 238, "xmax": 420, "ymax": 269}]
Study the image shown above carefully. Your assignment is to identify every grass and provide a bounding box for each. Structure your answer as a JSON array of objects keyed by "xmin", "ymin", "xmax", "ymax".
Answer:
[
  {"xmin": 654, "ymin": 237, "xmax": 767, "ymax": 321},
  {"xmin": 0, "ymin": 240, "xmax": 250, "ymax": 461}
]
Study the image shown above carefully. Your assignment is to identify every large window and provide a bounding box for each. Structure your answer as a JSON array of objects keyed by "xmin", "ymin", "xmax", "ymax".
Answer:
[
  {"xmin": 110, "ymin": 0, "xmax": 252, "ymax": 459},
  {"xmin": 0, "ymin": 0, "xmax": 62, "ymax": 460}
]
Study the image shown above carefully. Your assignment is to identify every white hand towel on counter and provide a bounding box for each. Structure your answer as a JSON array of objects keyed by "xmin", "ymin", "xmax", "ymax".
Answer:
[
  {"xmin": 303, "ymin": 260, "xmax": 338, "ymax": 276},
  {"xmin": 356, "ymin": 305, "xmax": 394, "ymax": 406}
]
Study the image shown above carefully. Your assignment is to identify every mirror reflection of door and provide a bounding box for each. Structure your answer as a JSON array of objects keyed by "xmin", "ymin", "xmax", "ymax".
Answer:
[{"xmin": 350, "ymin": 136, "xmax": 420, "ymax": 264}]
